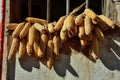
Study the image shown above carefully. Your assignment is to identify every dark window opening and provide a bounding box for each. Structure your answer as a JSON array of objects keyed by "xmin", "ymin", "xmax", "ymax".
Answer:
[
  {"xmin": 10, "ymin": 0, "xmax": 102, "ymax": 23},
  {"xmin": 89, "ymin": 0, "xmax": 102, "ymax": 15}
]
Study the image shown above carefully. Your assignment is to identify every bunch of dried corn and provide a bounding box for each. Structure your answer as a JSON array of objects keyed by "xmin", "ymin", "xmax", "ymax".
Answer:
[
  {"xmin": 7, "ymin": 4, "xmax": 115, "ymax": 68},
  {"xmin": 7, "ymin": 17, "xmax": 60, "ymax": 69}
]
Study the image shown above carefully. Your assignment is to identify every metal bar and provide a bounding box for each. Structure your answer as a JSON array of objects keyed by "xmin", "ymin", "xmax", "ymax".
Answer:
[
  {"xmin": 66, "ymin": 0, "xmax": 70, "ymax": 15},
  {"xmin": 47, "ymin": 0, "xmax": 51, "ymax": 23},
  {"xmin": 86, "ymin": 0, "xmax": 89, "ymax": 8},
  {"xmin": 28, "ymin": 0, "xmax": 32, "ymax": 16}
]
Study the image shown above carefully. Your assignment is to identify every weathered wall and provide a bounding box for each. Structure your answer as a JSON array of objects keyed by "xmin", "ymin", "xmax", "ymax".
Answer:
[
  {"xmin": 2, "ymin": 0, "xmax": 120, "ymax": 80},
  {"xmin": 14, "ymin": 38, "xmax": 120, "ymax": 80}
]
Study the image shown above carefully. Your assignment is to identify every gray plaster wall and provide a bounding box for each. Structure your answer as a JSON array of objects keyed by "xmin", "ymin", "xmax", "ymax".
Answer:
[{"xmin": 13, "ymin": 37, "xmax": 120, "ymax": 80}]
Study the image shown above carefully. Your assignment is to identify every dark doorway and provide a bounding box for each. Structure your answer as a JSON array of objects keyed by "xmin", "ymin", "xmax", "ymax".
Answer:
[{"xmin": 10, "ymin": 0, "xmax": 102, "ymax": 23}]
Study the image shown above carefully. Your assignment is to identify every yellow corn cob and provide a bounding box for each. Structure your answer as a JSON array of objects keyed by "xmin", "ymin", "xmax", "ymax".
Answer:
[
  {"xmin": 53, "ymin": 35, "xmax": 60, "ymax": 60},
  {"xmin": 37, "ymin": 44, "xmax": 43, "ymax": 58},
  {"xmin": 39, "ymin": 33, "xmax": 48, "ymax": 58},
  {"xmin": 6, "ymin": 23, "xmax": 18, "ymax": 30},
  {"xmin": 84, "ymin": 8, "xmax": 97, "ymax": 20},
  {"xmin": 12, "ymin": 22, "xmax": 25, "ymax": 38},
  {"xmin": 64, "ymin": 14, "xmax": 75, "ymax": 31},
  {"xmin": 48, "ymin": 23, "xmax": 55, "ymax": 33},
  {"xmin": 18, "ymin": 39, "xmax": 26, "ymax": 59},
  {"xmin": 80, "ymin": 35, "xmax": 87, "ymax": 48},
  {"xmin": 95, "ymin": 17, "xmax": 110, "ymax": 31},
  {"xmin": 99, "ymin": 15, "xmax": 114, "ymax": 28},
  {"xmin": 25, "ymin": 17, "xmax": 47, "ymax": 25},
  {"xmin": 46, "ymin": 40, "xmax": 54, "ymax": 69},
  {"xmin": 26, "ymin": 26, "xmax": 35, "ymax": 55},
  {"xmin": 33, "ymin": 31, "xmax": 40, "ymax": 59},
  {"xmin": 89, "ymin": 48, "xmax": 98, "ymax": 60},
  {"xmin": 26, "ymin": 43, "xmax": 33, "ymax": 55},
  {"xmin": 75, "ymin": 13, "xmax": 84, "ymax": 25},
  {"xmin": 89, "ymin": 35, "xmax": 99, "ymax": 60},
  {"xmin": 78, "ymin": 22, "xmax": 85, "ymax": 38},
  {"xmin": 19, "ymin": 22, "xmax": 31, "ymax": 39},
  {"xmin": 60, "ymin": 22, "xmax": 68, "ymax": 41},
  {"xmin": 34, "ymin": 23, "xmax": 45, "ymax": 33},
  {"xmin": 87, "ymin": 32, "xmax": 93, "ymax": 41},
  {"xmin": 60, "ymin": 32, "xmax": 68, "ymax": 41},
  {"xmin": 28, "ymin": 25, "xmax": 35, "ymax": 46},
  {"xmin": 91, "ymin": 19, "xmax": 97, "ymax": 24},
  {"xmin": 8, "ymin": 38, "xmax": 18, "ymax": 61},
  {"xmin": 84, "ymin": 15, "xmax": 92, "ymax": 35},
  {"xmin": 54, "ymin": 16, "xmax": 66, "ymax": 31},
  {"xmin": 33, "ymin": 42, "xmax": 39, "ymax": 58},
  {"xmin": 95, "ymin": 27, "xmax": 104, "ymax": 40}
]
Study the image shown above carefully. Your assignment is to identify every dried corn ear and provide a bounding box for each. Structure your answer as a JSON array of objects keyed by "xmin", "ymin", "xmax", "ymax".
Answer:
[
  {"xmin": 46, "ymin": 40, "xmax": 54, "ymax": 69},
  {"xmin": 28, "ymin": 25, "xmax": 35, "ymax": 46},
  {"xmin": 96, "ymin": 17, "xmax": 110, "ymax": 31},
  {"xmin": 84, "ymin": 9, "xmax": 97, "ymax": 20},
  {"xmin": 75, "ymin": 13, "xmax": 84, "ymax": 25},
  {"xmin": 89, "ymin": 48, "xmax": 98, "ymax": 60},
  {"xmin": 95, "ymin": 27, "xmax": 104, "ymax": 40},
  {"xmin": 6, "ymin": 23, "xmax": 18, "ymax": 30},
  {"xmin": 12, "ymin": 22, "xmax": 25, "ymax": 38},
  {"xmin": 8, "ymin": 38, "xmax": 18, "ymax": 61},
  {"xmin": 18, "ymin": 39, "xmax": 26, "ymax": 59},
  {"xmin": 99, "ymin": 15, "xmax": 114, "ymax": 28},
  {"xmin": 48, "ymin": 23, "xmax": 55, "ymax": 33},
  {"xmin": 54, "ymin": 16, "xmax": 66, "ymax": 31},
  {"xmin": 80, "ymin": 35, "xmax": 87, "ymax": 48},
  {"xmin": 26, "ymin": 26, "xmax": 35, "ymax": 55},
  {"xmin": 92, "ymin": 19, "xmax": 97, "ymax": 24},
  {"xmin": 34, "ymin": 23, "xmax": 45, "ymax": 33},
  {"xmin": 64, "ymin": 14, "xmax": 75, "ymax": 31},
  {"xmin": 33, "ymin": 42, "xmax": 39, "ymax": 58},
  {"xmin": 60, "ymin": 23, "xmax": 68, "ymax": 41},
  {"xmin": 89, "ymin": 35, "xmax": 99, "ymax": 60},
  {"xmin": 60, "ymin": 31, "xmax": 68, "ymax": 41},
  {"xmin": 53, "ymin": 35, "xmax": 60, "ymax": 60},
  {"xmin": 78, "ymin": 23, "xmax": 85, "ymax": 38},
  {"xmin": 84, "ymin": 15, "xmax": 92, "ymax": 35},
  {"xmin": 39, "ymin": 33, "xmax": 48, "ymax": 58},
  {"xmin": 87, "ymin": 32, "xmax": 93, "ymax": 41},
  {"xmin": 19, "ymin": 22, "xmax": 31, "ymax": 39},
  {"xmin": 26, "ymin": 43, "xmax": 33, "ymax": 55},
  {"xmin": 25, "ymin": 17, "xmax": 47, "ymax": 25},
  {"xmin": 33, "ymin": 32, "xmax": 40, "ymax": 58}
]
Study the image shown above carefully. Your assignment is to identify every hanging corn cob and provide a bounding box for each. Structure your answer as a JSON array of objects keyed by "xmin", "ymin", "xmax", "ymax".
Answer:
[
  {"xmin": 25, "ymin": 17, "xmax": 47, "ymax": 25},
  {"xmin": 18, "ymin": 38, "xmax": 26, "ymax": 59},
  {"xmin": 6, "ymin": 23, "xmax": 18, "ymax": 30},
  {"xmin": 39, "ymin": 33, "xmax": 48, "ymax": 58},
  {"xmin": 54, "ymin": 16, "xmax": 66, "ymax": 31},
  {"xmin": 26, "ymin": 25, "xmax": 35, "ymax": 55},
  {"xmin": 12, "ymin": 22, "xmax": 25, "ymax": 38},
  {"xmin": 46, "ymin": 39, "xmax": 54, "ymax": 69},
  {"xmin": 53, "ymin": 34, "xmax": 60, "ymax": 60},
  {"xmin": 8, "ymin": 38, "xmax": 19, "ymax": 61},
  {"xmin": 19, "ymin": 22, "xmax": 31, "ymax": 39}
]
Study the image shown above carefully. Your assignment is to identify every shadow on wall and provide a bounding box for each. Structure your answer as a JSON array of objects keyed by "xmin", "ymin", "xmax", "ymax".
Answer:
[
  {"xmin": 53, "ymin": 38, "xmax": 81, "ymax": 77},
  {"xmin": 100, "ymin": 38, "xmax": 120, "ymax": 71},
  {"xmin": 53, "ymin": 54, "xmax": 79, "ymax": 77},
  {"xmin": 17, "ymin": 26, "xmax": 120, "ymax": 78},
  {"xmin": 100, "ymin": 26, "xmax": 120, "ymax": 71},
  {"xmin": 19, "ymin": 55, "xmax": 40, "ymax": 72},
  {"xmin": 18, "ymin": 38, "xmax": 81, "ymax": 77}
]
